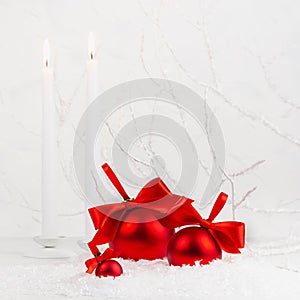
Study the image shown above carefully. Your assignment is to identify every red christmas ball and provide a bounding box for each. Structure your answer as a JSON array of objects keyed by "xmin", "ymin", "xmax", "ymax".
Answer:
[
  {"xmin": 109, "ymin": 208, "xmax": 174, "ymax": 260},
  {"xmin": 95, "ymin": 260, "xmax": 123, "ymax": 278},
  {"xmin": 167, "ymin": 227, "xmax": 222, "ymax": 266}
]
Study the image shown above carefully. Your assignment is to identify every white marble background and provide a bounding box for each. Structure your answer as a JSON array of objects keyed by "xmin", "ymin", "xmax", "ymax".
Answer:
[{"xmin": 0, "ymin": 0, "xmax": 299, "ymax": 268}]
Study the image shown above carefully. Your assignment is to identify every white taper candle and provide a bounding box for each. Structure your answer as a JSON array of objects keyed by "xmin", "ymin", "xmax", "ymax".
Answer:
[
  {"xmin": 85, "ymin": 32, "xmax": 99, "ymax": 242},
  {"xmin": 42, "ymin": 39, "xmax": 59, "ymax": 238}
]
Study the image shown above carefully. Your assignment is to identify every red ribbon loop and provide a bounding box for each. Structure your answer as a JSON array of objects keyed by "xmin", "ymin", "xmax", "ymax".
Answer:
[
  {"xmin": 207, "ymin": 192, "xmax": 228, "ymax": 222},
  {"xmin": 102, "ymin": 163, "xmax": 130, "ymax": 200}
]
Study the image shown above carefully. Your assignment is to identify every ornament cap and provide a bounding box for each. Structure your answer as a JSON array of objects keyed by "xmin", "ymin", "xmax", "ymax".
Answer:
[{"xmin": 124, "ymin": 198, "xmax": 135, "ymax": 202}]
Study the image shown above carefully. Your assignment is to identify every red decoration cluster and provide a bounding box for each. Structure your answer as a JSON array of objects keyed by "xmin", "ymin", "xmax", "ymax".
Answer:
[{"xmin": 85, "ymin": 163, "xmax": 245, "ymax": 278}]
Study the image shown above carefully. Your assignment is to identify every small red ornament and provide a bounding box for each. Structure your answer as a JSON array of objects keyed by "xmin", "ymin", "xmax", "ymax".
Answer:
[
  {"xmin": 95, "ymin": 259, "xmax": 123, "ymax": 278},
  {"xmin": 109, "ymin": 208, "xmax": 174, "ymax": 260},
  {"xmin": 167, "ymin": 227, "xmax": 222, "ymax": 266}
]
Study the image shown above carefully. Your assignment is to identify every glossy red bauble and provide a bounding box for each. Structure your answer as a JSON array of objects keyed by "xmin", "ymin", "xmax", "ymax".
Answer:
[
  {"xmin": 167, "ymin": 227, "xmax": 222, "ymax": 266},
  {"xmin": 109, "ymin": 208, "xmax": 174, "ymax": 260},
  {"xmin": 95, "ymin": 260, "xmax": 123, "ymax": 278}
]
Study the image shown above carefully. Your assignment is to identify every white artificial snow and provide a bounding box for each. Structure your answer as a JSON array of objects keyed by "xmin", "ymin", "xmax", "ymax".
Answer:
[{"xmin": 0, "ymin": 251, "xmax": 299, "ymax": 300}]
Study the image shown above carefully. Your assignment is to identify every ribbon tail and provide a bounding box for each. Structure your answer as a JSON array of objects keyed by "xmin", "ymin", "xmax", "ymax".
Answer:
[
  {"xmin": 87, "ymin": 205, "xmax": 129, "ymax": 255},
  {"xmin": 209, "ymin": 230, "xmax": 240, "ymax": 253},
  {"xmin": 87, "ymin": 219, "xmax": 120, "ymax": 255},
  {"xmin": 85, "ymin": 258, "xmax": 99, "ymax": 274}
]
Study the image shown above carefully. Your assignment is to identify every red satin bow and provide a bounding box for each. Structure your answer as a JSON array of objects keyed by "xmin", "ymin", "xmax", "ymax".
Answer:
[
  {"xmin": 159, "ymin": 192, "xmax": 245, "ymax": 253},
  {"xmin": 85, "ymin": 163, "xmax": 245, "ymax": 273},
  {"xmin": 85, "ymin": 247, "xmax": 119, "ymax": 274}
]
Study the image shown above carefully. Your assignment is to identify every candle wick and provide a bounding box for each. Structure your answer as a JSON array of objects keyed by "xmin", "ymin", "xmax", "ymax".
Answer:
[
  {"xmin": 90, "ymin": 52, "xmax": 94, "ymax": 60},
  {"xmin": 45, "ymin": 59, "xmax": 48, "ymax": 68}
]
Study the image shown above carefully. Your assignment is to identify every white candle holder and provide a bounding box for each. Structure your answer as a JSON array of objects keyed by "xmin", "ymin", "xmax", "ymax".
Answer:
[{"xmin": 24, "ymin": 236, "xmax": 75, "ymax": 259}]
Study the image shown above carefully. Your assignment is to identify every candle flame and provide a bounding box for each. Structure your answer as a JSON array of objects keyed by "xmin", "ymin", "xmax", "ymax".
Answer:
[
  {"xmin": 43, "ymin": 39, "xmax": 50, "ymax": 68},
  {"xmin": 88, "ymin": 32, "xmax": 95, "ymax": 60}
]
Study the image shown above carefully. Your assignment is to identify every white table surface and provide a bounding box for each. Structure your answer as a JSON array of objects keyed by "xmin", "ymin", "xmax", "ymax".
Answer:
[{"xmin": 0, "ymin": 237, "xmax": 299, "ymax": 300}]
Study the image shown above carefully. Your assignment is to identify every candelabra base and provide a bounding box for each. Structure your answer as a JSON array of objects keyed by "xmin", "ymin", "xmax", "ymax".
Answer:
[{"xmin": 24, "ymin": 236, "xmax": 75, "ymax": 259}]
